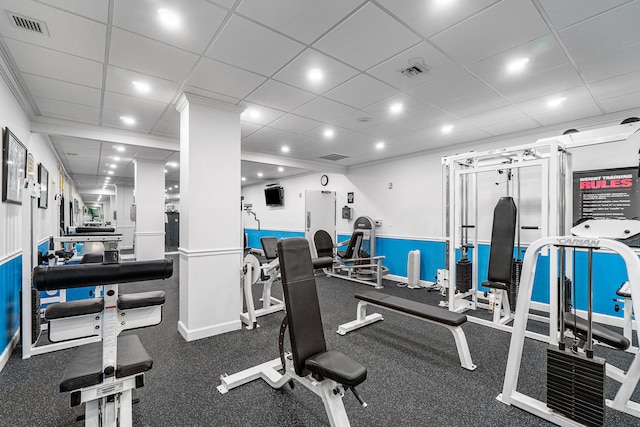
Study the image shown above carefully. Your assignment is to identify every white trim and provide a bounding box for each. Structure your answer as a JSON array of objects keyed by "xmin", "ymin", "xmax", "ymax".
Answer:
[
  {"xmin": 386, "ymin": 274, "xmax": 436, "ymax": 288},
  {"xmin": 178, "ymin": 319, "xmax": 241, "ymax": 341},
  {"xmin": 178, "ymin": 247, "xmax": 242, "ymax": 258},
  {"xmin": 133, "ymin": 231, "xmax": 165, "ymax": 237},
  {"xmin": 0, "ymin": 249, "xmax": 21, "ymax": 265},
  {"xmin": 0, "ymin": 328, "xmax": 20, "ymax": 372},
  {"xmin": 176, "ymin": 92, "xmax": 245, "ymax": 114}
]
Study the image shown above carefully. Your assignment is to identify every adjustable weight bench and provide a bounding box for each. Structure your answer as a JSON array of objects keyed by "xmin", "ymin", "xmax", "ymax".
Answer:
[
  {"xmin": 338, "ymin": 291, "xmax": 476, "ymax": 371},
  {"xmin": 33, "ymin": 257, "xmax": 173, "ymax": 427},
  {"xmin": 219, "ymin": 238, "xmax": 367, "ymax": 426}
]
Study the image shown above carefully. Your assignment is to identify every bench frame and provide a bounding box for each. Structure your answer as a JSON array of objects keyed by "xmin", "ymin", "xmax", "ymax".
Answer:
[
  {"xmin": 240, "ymin": 254, "xmax": 284, "ymax": 329},
  {"xmin": 218, "ymin": 353, "xmax": 351, "ymax": 427},
  {"xmin": 337, "ymin": 299, "xmax": 477, "ymax": 371}
]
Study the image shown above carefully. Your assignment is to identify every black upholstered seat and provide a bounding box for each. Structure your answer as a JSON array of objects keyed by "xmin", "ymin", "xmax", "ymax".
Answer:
[
  {"xmin": 118, "ymin": 290, "xmax": 166, "ymax": 310},
  {"xmin": 564, "ymin": 313, "xmax": 630, "ymax": 351},
  {"xmin": 482, "ymin": 197, "xmax": 517, "ymax": 291},
  {"xmin": 278, "ymin": 238, "xmax": 366, "ymax": 388}
]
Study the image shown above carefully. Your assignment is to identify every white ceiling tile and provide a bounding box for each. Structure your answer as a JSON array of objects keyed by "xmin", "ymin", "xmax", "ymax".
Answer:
[
  {"xmin": 431, "ymin": 0, "xmax": 549, "ymax": 65},
  {"xmin": 590, "ymin": 70, "xmax": 640, "ymax": 100},
  {"xmin": 463, "ymin": 106, "xmax": 532, "ymax": 128},
  {"xmin": 207, "ymin": 0, "xmax": 237, "ymax": 9},
  {"xmin": 272, "ymin": 49, "xmax": 359, "ymax": 95},
  {"xmin": 36, "ymin": 0, "xmax": 109, "ymax": 22},
  {"xmin": 236, "ymin": 0, "xmax": 362, "ymax": 44},
  {"xmin": 269, "ymin": 114, "xmax": 322, "ymax": 134},
  {"xmin": 113, "ymin": 0, "xmax": 227, "ymax": 53},
  {"xmin": 367, "ymin": 42, "xmax": 464, "ymax": 91},
  {"xmin": 241, "ymin": 121, "xmax": 263, "ymax": 138},
  {"xmin": 304, "ymin": 126, "xmax": 368, "ymax": 144},
  {"xmin": 529, "ymin": 102, "xmax": 603, "ymax": 127},
  {"xmin": 579, "ymin": 42, "xmax": 640, "ymax": 83},
  {"xmin": 313, "ymin": 3, "xmax": 422, "ymax": 71},
  {"xmin": 152, "ymin": 121, "xmax": 179, "ymax": 138},
  {"xmin": 515, "ymin": 86, "xmax": 602, "ymax": 125},
  {"xmin": 101, "ymin": 108, "xmax": 160, "ymax": 133},
  {"xmin": 22, "ymin": 73, "xmax": 101, "ymax": 107},
  {"xmin": 181, "ymin": 86, "xmax": 240, "ymax": 105},
  {"xmin": 481, "ymin": 118, "xmax": 539, "ymax": 136},
  {"xmin": 376, "ymin": 0, "xmax": 499, "ymax": 38},
  {"xmin": 324, "ymin": 74, "xmax": 398, "ymax": 109},
  {"xmin": 0, "ymin": 1, "xmax": 106, "ymax": 61},
  {"xmin": 109, "ymin": 28, "xmax": 199, "ymax": 82},
  {"xmin": 240, "ymin": 104, "xmax": 287, "ymax": 126},
  {"xmin": 360, "ymin": 122, "xmax": 410, "ymax": 140},
  {"xmin": 559, "ymin": 1, "xmax": 640, "ymax": 63},
  {"xmin": 187, "ymin": 57, "xmax": 266, "ymax": 99},
  {"xmin": 327, "ymin": 109, "xmax": 384, "ymax": 131},
  {"xmin": 539, "ymin": 0, "xmax": 632, "ymax": 30},
  {"xmin": 5, "ymin": 39, "xmax": 103, "ymax": 87},
  {"xmin": 33, "ymin": 96, "xmax": 100, "ymax": 124},
  {"xmin": 106, "ymin": 66, "xmax": 181, "ymax": 104},
  {"xmin": 292, "ymin": 96, "xmax": 356, "ymax": 122},
  {"xmin": 103, "ymin": 91, "xmax": 168, "ymax": 120},
  {"xmin": 600, "ymin": 91, "xmax": 640, "ymax": 114},
  {"xmin": 207, "ymin": 15, "xmax": 305, "ymax": 76},
  {"xmin": 133, "ymin": 147, "xmax": 174, "ymax": 161},
  {"xmin": 242, "ymin": 126, "xmax": 297, "ymax": 147},
  {"xmin": 245, "ymin": 80, "xmax": 316, "ymax": 111}
]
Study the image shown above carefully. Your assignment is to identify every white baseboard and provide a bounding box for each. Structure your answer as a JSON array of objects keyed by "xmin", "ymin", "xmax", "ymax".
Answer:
[
  {"xmin": 177, "ymin": 319, "xmax": 241, "ymax": 342},
  {"xmin": 0, "ymin": 328, "xmax": 20, "ymax": 373},
  {"xmin": 386, "ymin": 274, "xmax": 435, "ymax": 289}
]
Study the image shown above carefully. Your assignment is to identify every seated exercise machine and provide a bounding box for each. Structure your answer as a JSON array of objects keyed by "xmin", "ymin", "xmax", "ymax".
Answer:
[
  {"xmin": 219, "ymin": 238, "xmax": 368, "ymax": 427},
  {"xmin": 314, "ymin": 216, "xmax": 388, "ymax": 289},
  {"xmin": 32, "ymin": 253, "xmax": 173, "ymax": 426},
  {"xmin": 337, "ymin": 291, "xmax": 476, "ymax": 371},
  {"xmin": 240, "ymin": 236, "xmax": 284, "ymax": 329},
  {"xmin": 499, "ymin": 220, "xmax": 640, "ymax": 426}
]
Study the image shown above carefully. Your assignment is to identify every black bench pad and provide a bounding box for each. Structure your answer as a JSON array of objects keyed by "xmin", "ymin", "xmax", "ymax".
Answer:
[
  {"xmin": 482, "ymin": 280, "xmax": 509, "ymax": 291},
  {"xmin": 564, "ymin": 313, "xmax": 630, "ymax": 351},
  {"xmin": 60, "ymin": 334, "xmax": 152, "ymax": 392},
  {"xmin": 45, "ymin": 298, "xmax": 104, "ymax": 320},
  {"xmin": 356, "ymin": 291, "xmax": 467, "ymax": 327},
  {"xmin": 118, "ymin": 291, "xmax": 166, "ymax": 310},
  {"xmin": 312, "ymin": 257, "xmax": 333, "ymax": 269},
  {"xmin": 305, "ymin": 349, "xmax": 367, "ymax": 388},
  {"xmin": 616, "ymin": 283, "xmax": 631, "ymax": 298}
]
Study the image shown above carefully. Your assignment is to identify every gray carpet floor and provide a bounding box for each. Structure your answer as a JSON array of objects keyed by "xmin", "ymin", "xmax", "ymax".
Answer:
[{"xmin": 1, "ymin": 254, "xmax": 638, "ymax": 426}]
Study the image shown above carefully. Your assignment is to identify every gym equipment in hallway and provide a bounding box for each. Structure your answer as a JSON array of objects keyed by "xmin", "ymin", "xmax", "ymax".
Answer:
[
  {"xmin": 240, "ymin": 236, "xmax": 284, "ymax": 329},
  {"xmin": 499, "ymin": 220, "xmax": 640, "ymax": 425},
  {"xmin": 337, "ymin": 291, "xmax": 476, "ymax": 371},
  {"xmin": 219, "ymin": 238, "xmax": 368, "ymax": 427},
  {"xmin": 313, "ymin": 216, "xmax": 388, "ymax": 289},
  {"xmin": 32, "ymin": 254, "xmax": 173, "ymax": 426}
]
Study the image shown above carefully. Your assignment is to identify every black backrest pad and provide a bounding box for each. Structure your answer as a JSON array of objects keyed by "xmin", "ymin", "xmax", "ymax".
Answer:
[
  {"xmin": 344, "ymin": 231, "xmax": 363, "ymax": 259},
  {"xmin": 33, "ymin": 259, "xmax": 173, "ymax": 291},
  {"xmin": 314, "ymin": 230, "xmax": 334, "ymax": 258},
  {"xmin": 277, "ymin": 238, "xmax": 326, "ymax": 377},
  {"xmin": 487, "ymin": 197, "xmax": 517, "ymax": 284},
  {"xmin": 260, "ymin": 237, "xmax": 278, "ymax": 260}
]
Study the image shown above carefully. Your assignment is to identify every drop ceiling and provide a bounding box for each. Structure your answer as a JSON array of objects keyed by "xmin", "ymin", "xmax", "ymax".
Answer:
[{"xmin": 1, "ymin": 0, "xmax": 639, "ymax": 197}]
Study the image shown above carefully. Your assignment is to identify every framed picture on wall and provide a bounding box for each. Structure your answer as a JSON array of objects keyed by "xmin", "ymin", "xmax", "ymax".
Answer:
[
  {"xmin": 2, "ymin": 127, "xmax": 27, "ymax": 204},
  {"xmin": 38, "ymin": 163, "xmax": 49, "ymax": 209}
]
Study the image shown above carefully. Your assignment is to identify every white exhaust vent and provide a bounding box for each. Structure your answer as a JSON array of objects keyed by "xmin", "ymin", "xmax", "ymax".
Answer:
[
  {"xmin": 399, "ymin": 58, "xmax": 428, "ymax": 79},
  {"xmin": 7, "ymin": 12, "xmax": 49, "ymax": 36},
  {"xmin": 319, "ymin": 153, "xmax": 349, "ymax": 161}
]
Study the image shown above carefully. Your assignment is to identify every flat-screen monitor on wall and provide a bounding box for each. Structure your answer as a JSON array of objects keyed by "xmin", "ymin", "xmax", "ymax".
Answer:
[{"xmin": 264, "ymin": 186, "xmax": 284, "ymax": 207}]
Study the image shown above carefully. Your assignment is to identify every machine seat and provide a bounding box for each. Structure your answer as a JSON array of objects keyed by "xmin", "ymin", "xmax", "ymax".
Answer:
[
  {"xmin": 312, "ymin": 256, "xmax": 334, "ymax": 270},
  {"xmin": 356, "ymin": 291, "xmax": 467, "ymax": 327},
  {"xmin": 118, "ymin": 290, "xmax": 166, "ymax": 310},
  {"xmin": 564, "ymin": 313, "xmax": 630, "ymax": 351},
  {"xmin": 60, "ymin": 334, "xmax": 152, "ymax": 392},
  {"xmin": 305, "ymin": 349, "xmax": 367, "ymax": 388},
  {"xmin": 482, "ymin": 280, "xmax": 509, "ymax": 291},
  {"xmin": 616, "ymin": 282, "xmax": 631, "ymax": 298}
]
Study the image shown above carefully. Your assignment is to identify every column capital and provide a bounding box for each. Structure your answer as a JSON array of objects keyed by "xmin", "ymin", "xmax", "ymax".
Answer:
[{"xmin": 175, "ymin": 92, "xmax": 246, "ymax": 115}]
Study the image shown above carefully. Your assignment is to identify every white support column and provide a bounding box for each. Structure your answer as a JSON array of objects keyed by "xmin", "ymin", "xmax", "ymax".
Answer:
[
  {"xmin": 133, "ymin": 159, "xmax": 165, "ymax": 260},
  {"xmin": 175, "ymin": 93, "xmax": 244, "ymax": 341}
]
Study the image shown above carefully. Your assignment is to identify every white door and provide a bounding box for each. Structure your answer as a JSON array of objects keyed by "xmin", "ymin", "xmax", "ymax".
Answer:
[{"xmin": 305, "ymin": 190, "xmax": 336, "ymax": 258}]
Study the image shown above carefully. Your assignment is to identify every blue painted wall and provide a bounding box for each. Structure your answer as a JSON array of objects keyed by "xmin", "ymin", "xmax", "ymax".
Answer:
[
  {"xmin": 245, "ymin": 229, "xmax": 304, "ymax": 250},
  {"xmin": 0, "ymin": 255, "xmax": 21, "ymax": 353}
]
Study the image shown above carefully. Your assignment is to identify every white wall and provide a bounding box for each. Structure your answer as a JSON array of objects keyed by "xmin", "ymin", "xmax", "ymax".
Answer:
[{"xmin": 116, "ymin": 185, "xmax": 135, "ymax": 249}]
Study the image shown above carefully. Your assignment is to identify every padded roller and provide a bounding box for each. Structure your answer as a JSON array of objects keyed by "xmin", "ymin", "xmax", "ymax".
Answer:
[
  {"xmin": 74, "ymin": 227, "xmax": 115, "ymax": 233},
  {"xmin": 33, "ymin": 259, "xmax": 173, "ymax": 291}
]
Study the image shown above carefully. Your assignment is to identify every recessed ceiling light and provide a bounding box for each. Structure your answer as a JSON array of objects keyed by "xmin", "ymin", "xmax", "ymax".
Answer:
[
  {"xmin": 105, "ymin": 177, "xmax": 111, "ymax": 181},
  {"xmin": 157, "ymin": 8, "xmax": 181, "ymax": 30},
  {"xmin": 164, "ymin": 169, "xmax": 168, "ymax": 173},
  {"xmin": 308, "ymin": 68, "xmax": 324, "ymax": 83},
  {"xmin": 278, "ymin": 166, "xmax": 284, "ymax": 172},
  {"xmin": 120, "ymin": 116, "xmax": 136, "ymax": 126},
  {"xmin": 113, "ymin": 156, "xmax": 121, "ymax": 162},
  {"xmin": 164, "ymin": 189, "xmax": 168, "ymax": 192},
  {"xmin": 281, "ymin": 145, "xmax": 290, "ymax": 153},
  {"xmin": 174, "ymin": 185, "xmax": 179, "ymax": 188},
  {"xmin": 109, "ymin": 164, "xmax": 117, "ymax": 169},
  {"xmin": 389, "ymin": 103, "xmax": 403, "ymax": 114},
  {"xmin": 241, "ymin": 177, "xmax": 246, "ymax": 182},
  {"xmin": 257, "ymin": 172, "xmax": 263, "ymax": 178},
  {"xmin": 442, "ymin": 124, "xmax": 454, "ymax": 134},
  {"xmin": 323, "ymin": 129, "xmax": 334, "ymax": 139},
  {"xmin": 243, "ymin": 108, "xmax": 260, "ymax": 120},
  {"xmin": 507, "ymin": 57, "xmax": 530, "ymax": 74},
  {"xmin": 132, "ymin": 80, "xmax": 151, "ymax": 94},
  {"xmin": 547, "ymin": 97, "xmax": 567, "ymax": 108},
  {"xmin": 108, "ymin": 171, "xmax": 114, "ymax": 175},
  {"xmin": 375, "ymin": 141, "xmax": 385, "ymax": 150},
  {"xmin": 166, "ymin": 161, "xmax": 178, "ymax": 168},
  {"xmin": 115, "ymin": 145, "xmax": 125, "ymax": 152}
]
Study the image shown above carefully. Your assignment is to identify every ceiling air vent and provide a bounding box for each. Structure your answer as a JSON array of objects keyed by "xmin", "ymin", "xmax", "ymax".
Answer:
[
  {"xmin": 319, "ymin": 153, "xmax": 349, "ymax": 162},
  {"xmin": 399, "ymin": 58, "xmax": 428, "ymax": 79},
  {"xmin": 7, "ymin": 12, "xmax": 49, "ymax": 36}
]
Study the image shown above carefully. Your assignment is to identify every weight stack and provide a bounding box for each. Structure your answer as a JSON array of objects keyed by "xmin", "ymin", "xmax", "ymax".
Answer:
[
  {"xmin": 547, "ymin": 346, "xmax": 605, "ymax": 427},
  {"xmin": 31, "ymin": 289, "xmax": 41, "ymax": 344},
  {"xmin": 509, "ymin": 259, "xmax": 522, "ymax": 312},
  {"xmin": 456, "ymin": 258, "xmax": 472, "ymax": 293}
]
